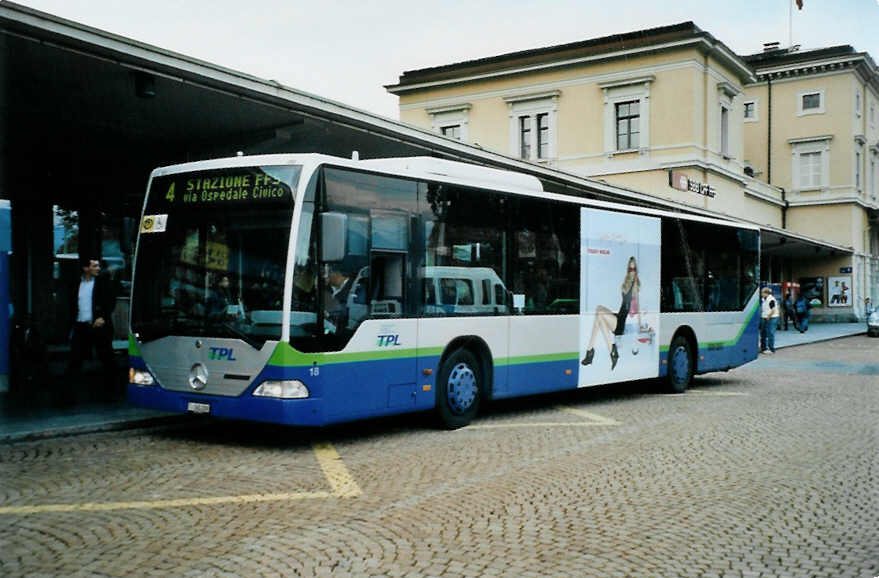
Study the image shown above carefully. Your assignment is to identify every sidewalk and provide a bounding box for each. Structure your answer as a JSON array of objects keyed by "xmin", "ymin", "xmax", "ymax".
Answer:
[
  {"xmin": 0, "ymin": 398, "xmax": 185, "ymax": 443},
  {"xmin": 0, "ymin": 323, "xmax": 868, "ymax": 443},
  {"xmin": 772, "ymin": 322, "xmax": 865, "ymax": 349}
]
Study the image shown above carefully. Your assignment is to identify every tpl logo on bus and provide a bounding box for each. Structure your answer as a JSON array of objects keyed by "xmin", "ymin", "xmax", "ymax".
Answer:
[
  {"xmin": 377, "ymin": 334, "xmax": 402, "ymax": 347},
  {"xmin": 208, "ymin": 347, "xmax": 237, "ymax": 361}
]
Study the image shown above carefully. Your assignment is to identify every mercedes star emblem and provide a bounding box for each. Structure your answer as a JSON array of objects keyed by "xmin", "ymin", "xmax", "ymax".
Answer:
[{"xmin": 188, "ymin": 363, "xmax": 208, "ymax": 391}]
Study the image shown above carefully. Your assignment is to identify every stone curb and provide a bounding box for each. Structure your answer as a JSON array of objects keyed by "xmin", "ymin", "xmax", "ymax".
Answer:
[
  {"xmin": 775, "ymin": 330, "xmax": 866, "ymax": 350},
  {"xmin": 0, "ymin": 414, "xmax": 206, "ymax": 444}
]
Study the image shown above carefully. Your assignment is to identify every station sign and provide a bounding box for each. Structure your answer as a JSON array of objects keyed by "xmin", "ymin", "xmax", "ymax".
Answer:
[{"xmin": 668, "ymin": 170, "xmax": 716, "ymax": 198}]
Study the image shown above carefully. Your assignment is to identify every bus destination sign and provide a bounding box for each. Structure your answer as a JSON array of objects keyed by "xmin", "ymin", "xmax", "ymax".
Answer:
[{"xmin": 160, "ymin": 171, "xmax": 291, "ymax": 206}]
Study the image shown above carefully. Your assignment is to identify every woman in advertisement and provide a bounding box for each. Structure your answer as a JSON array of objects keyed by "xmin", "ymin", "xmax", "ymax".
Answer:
[{"xmin": 581, "ymin": 256, "xmax": 644, "ymax": 370}]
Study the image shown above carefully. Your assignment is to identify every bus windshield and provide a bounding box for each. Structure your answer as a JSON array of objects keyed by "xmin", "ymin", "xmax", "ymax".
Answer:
[{"xmin": 131, "ymin": 165, "xmax": 300, "ymax": 347}]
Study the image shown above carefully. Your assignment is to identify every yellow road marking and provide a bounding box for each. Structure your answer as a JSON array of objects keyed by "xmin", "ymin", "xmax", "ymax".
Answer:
[
  {"xmin": 0, "ymin": 441, "xmax": 360, "ymax": 516},
  {"xmin": 0, "ymin": 491, "xmax": 333, "ymax": 515},
  {"xmin": 671, "ymin": 390, "xmax": 749, "ymax": 397},
  {"xmin": 311, "ymin": 441, "xmax": 362, "ymax": 498},
  {"xmin": 555, "ymin": 405, "xmax": 622, "ymax": 425},
  {"xmin": 466, "ymin": 422, "xmax": 618, "ymax": 430},
  {"xmin": 462, "ymin": 405, "xmax": 620, "ymax": 431}
]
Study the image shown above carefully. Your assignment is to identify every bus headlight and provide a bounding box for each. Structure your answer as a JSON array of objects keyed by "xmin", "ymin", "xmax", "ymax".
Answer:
[
  {"xmin": 129, "ymin": 367, "xmax": 155, "ymax": 386},
  {"xmin": 253, "ymin": 380, "xmax": 309, "ymax": 399}
]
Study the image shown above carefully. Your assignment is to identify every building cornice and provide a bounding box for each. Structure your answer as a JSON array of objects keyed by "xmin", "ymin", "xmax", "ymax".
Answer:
[
  {"xmin": 502, "ymin": 89, "xmax": 561, "ymax": 104},
  {"xmin": 657, "ymin": 159, "xmax": 748, "ymax": 186},
  {"xmin": 787, "ymin": 196, "xmax": 878, "ymax": 210},
  {"xmin": 743, "ymin": 188, "xmax": 786, "ymax": 207},
  {"xmin": 717, "ymin": 81, "xmax": 742, "ymax": 98},
  {"xmin": 400, "ymin": 60, "xmax": 715, "ymax": 111},
  {"xmin": 750, "ymin": 54, "xmax": 879, "ymax": 94},
  {"xmin": 752, "ymin": 55, "xmax": 859, "ymax": 78},
  {"xmin": 787, "ymin": 135, "xmax": 834, "ymax": 145},
  {"xmin": 388, "ymin": 37, "xmax": 754, "ymax": 95},
  {"xmin": 743, "ymin": 183, "xmax": 786, "ymax": 207},
  {"xmin": 425, "ymin": 103, "xmax": 472, "ymax": 115},
  {"xmin": 597, "ymin": 74, "xmax": 656, "ymax": 89}
]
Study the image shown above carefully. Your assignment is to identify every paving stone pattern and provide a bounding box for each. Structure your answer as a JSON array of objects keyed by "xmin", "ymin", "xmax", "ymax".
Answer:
[{"xmin": 1, "ymin": 336, "xmax": 877, "ymax": 577}]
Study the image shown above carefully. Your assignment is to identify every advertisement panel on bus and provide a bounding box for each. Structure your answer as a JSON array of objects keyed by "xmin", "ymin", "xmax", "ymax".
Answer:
[{"xmin": 578, "ymin": 208, "xmax": 660, "ymax": 387}]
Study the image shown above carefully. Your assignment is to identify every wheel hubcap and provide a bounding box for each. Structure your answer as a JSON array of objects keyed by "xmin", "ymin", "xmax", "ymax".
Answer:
[
  {"xmin": 447, "ymin": 362, "xmax": 477, "ymax": 415},
  {"xmin": 671, "ymin": 345, "xmax": 689, "ymax": 385}
]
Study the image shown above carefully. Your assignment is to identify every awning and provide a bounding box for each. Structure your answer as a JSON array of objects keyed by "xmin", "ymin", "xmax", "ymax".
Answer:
[{"xmin": 760, "ymin": 224, "xmax": 853, "ymax": 259}]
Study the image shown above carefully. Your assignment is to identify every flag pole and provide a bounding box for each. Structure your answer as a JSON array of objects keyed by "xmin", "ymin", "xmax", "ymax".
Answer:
[{"xmin": 788, "ymin": 0, "xmax": 792, "ymax": 47}]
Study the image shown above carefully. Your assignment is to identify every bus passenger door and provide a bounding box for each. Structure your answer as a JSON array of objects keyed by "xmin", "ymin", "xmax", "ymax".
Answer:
[
  {"xmin": 365, "ymin": 210, "xmax": 419, "ymax": 411},
  {"xmin": 319, "ymin": 168, "xmax": 419, "ymax": 419}
]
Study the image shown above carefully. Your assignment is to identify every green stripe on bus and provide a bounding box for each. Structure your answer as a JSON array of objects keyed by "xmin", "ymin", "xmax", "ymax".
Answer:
[
  {"xmin": 268, "ymin": 342, "xmax": 444, "ymax": 367},
  {"xmin": 658, "ymin": 301, "xmax": 759, "ymax": 352},
  {"xmin": 267, "ymin": 343, "xmax": 580, "ymax": 369},
  {"xmin": 702, "ymin": 302, "xmax": 760, "ymax": 348},
  {"xmin": 128, "ymin": 334, "xmax": 141, "ymax": 357},
  {"xmin": 497, "ymin": 352, "xmax": 579, "ymax": 366}
]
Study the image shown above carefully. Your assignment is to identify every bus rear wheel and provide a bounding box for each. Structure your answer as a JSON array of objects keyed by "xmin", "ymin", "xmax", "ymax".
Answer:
[
  {"xmin": 436, "ymin": 349, "xmax": 481, "ymax": 429},
  {"xmin": 666, "ymin": 335, "xmax": 693, "ymax": 393}
]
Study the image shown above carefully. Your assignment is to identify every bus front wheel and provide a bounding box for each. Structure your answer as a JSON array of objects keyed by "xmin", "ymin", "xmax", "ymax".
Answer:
[
  {"xmin": 667, "ymin": 335, "xmax": 693, "ymax": 393},
  {"xmin": 436, "ymin": 349, "xmax": 481, "ymax": 429}
]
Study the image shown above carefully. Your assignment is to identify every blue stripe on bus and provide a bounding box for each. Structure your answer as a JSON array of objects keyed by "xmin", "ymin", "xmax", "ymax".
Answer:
[
  {"xmin": 129, "ymin": 353, "xmax": 579, "ymax": 426},
  {"xmin": 496, "ymin": 358, "xmax": 579, "ymax": 399},
  {"xmin": 128, "ymin": 354, "xmax": 439, "ymax": 427},
  {"xmin": 657, "ymin": 312, "xmax": 760, "ymax": 376},
  {"xmin": 130, "ymin": 313, "xmax": 759, "ymax": 426}
]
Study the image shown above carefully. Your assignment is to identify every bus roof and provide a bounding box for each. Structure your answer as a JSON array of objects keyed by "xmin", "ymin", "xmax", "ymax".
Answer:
[{"xmin": 149, "ymin": 153, "xmax": 759, "ymax": 233}]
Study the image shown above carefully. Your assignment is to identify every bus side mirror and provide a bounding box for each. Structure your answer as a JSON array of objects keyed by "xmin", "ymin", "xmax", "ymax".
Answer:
[{"xmin": 320, "ymin": 212, "xmax": 347, "ymax": 262}]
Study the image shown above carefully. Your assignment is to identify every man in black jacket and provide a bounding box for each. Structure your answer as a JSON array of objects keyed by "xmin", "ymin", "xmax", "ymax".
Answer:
[{"xmin": 67, "ymin": 257, "xmax": 118, "ymax": 389}]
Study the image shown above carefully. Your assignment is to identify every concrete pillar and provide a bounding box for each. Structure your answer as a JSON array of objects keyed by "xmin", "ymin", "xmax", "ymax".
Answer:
[
  {"xmin": 10, "ymin": 199, "xmax": 53, "ymax": 328},
  {"xmin": 0, "ymin": 31, "xmax": 6, "ymax": 202}
]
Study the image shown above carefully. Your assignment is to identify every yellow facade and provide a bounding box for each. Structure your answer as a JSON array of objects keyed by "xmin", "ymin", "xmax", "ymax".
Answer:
[
  {"xmin": 389, "ymin": 24, "xmax": 879, "ymax": 319},
  {"xmin": 397, "ymin": 47, "xmax": 767, "ymax": 221},
  {"xmin": 787, "ymin": 204, "xmax": 861, "ymax": 249}
]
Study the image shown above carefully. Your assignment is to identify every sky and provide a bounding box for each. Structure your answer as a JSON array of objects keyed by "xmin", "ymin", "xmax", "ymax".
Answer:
[{"xmin": 9, "ymin": 0, "xmax": 879, "ymax": 119}]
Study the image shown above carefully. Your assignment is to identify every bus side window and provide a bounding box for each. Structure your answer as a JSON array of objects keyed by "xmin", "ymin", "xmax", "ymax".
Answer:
[
  {"xmin": 456, "ymin": 279, "xmax": 474, "ymax": 305},
  {"xmin": 494, "ymin": 284, "xmax": 506, "ymax": 307},
  {"xmin": 440, "ymin": 278, "xmax": 457, "ymax": 306},
  {"xmin": 482, "ymin": 279, "xmax": 491, "ymax": 305},
  {"xmin": 424, "ymin": 278, "xmax": 436, "ymax": 305}
]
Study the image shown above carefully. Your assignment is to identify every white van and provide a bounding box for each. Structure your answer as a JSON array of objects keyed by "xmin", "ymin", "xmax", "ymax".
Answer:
[
  {"xmin": 341, "ymin": 265, "xmax": 509, "ymax": 329},
  {"xmin": 422, "ymin": 266, "xmax": 509, "ymax": 316}
]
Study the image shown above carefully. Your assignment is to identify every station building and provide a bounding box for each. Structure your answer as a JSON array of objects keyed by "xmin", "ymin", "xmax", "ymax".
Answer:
[
  {"xmin": 1, "ymin": 5, "xmax": 874, "ymax": 406},
  {"xmin": 743, "ymin": 44, "xmax": 879, "ymax": 319},
  {"xmin": 0, "ymin": 5, "xmax": 747, "ymax": 400},
  {"xmin": 387, "ymin": 22, "xmax": 879, "ymax": 321}
]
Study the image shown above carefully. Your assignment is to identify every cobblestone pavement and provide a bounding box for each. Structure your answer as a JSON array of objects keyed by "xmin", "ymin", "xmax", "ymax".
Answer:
[{"xmin": 1, "ymin": 336, "xmax": 877, "ymax": 577}]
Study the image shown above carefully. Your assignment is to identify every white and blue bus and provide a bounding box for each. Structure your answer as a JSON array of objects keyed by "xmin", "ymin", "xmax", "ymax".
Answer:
[{"xmin": 128, "ymin": 154, "xmax": 760, "ymax": 428}]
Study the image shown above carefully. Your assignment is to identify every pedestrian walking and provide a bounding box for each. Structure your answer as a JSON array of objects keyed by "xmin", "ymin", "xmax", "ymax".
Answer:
[
  {"xmin": 794, "ymin": 292, "xmax": 810, "ymax": 332},
  {"xmin": 760, "ymin": 287, "xmax": 779, "ymax": 354},
  {"xmin": 783, "ymin": 291, "xmax": 798, "ymax": 331}
]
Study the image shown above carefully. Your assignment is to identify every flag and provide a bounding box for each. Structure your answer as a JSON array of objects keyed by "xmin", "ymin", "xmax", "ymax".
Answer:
[{"xmin": 796, "ymin": 0, "xmax": 803, "ymax": 9}]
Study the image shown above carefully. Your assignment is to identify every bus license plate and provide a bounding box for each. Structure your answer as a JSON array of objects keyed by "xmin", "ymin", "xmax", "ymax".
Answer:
[{"xmin": 187, "ymin": 402, "xmax": 210, "ymax": 414}]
